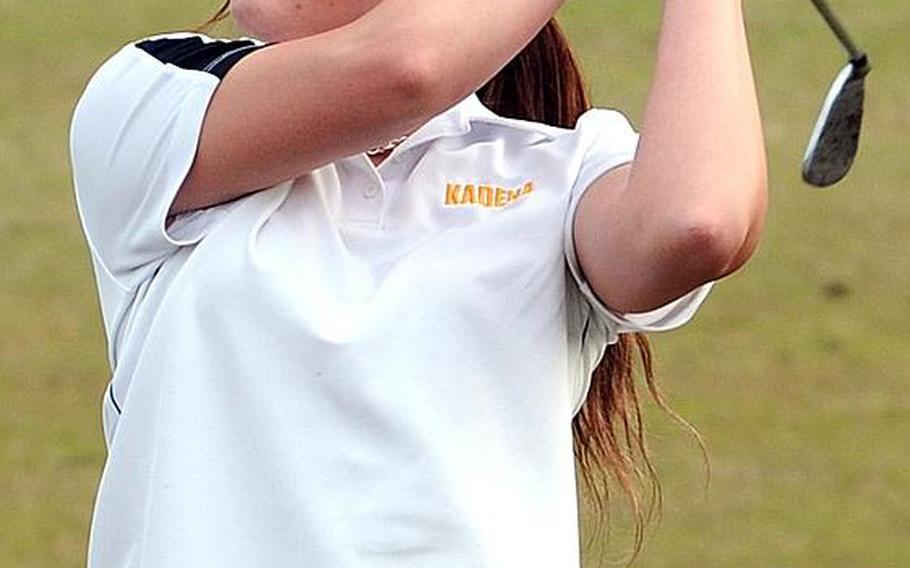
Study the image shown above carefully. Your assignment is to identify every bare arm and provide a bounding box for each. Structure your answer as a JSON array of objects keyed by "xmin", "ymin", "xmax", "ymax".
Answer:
[
  {"xmin": 574, "ymin": 0, "xmax": 768, "ymax": 314},
  {"xmin": 170, "ymin": 0, "xmax": 567, "ymax": 215}
]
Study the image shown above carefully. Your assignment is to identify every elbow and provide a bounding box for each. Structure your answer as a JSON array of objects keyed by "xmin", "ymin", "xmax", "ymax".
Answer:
[
  {"xmin": 388, "ymin": 39, "xmax": 445, "ymax": 114},
  {"xmin": 386, "ymin": 33, "xmax": 474, "ymax": 119},
  {"xmin": 720, "ymin": 202, "xmax": 767, "ymax": 277},
  {"xmin": 393, "ymin": 51, "xmax": 438, "ymax": 105},
  {"xmin": 676, "ymin": 170, "xmax": 769, "ymax": 280},
  {"xmin": 672, "ymin": 200, "xmax": 767, "ymax": 281},
  {"xmin": 675, "ymin": 221, "xmax": 749, "ymax": 280}
]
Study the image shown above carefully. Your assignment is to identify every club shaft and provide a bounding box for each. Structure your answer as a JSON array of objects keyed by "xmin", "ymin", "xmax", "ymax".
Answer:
[{"xmin": 809, "ymin": 0, "xmax": 864, "ymax": 61}]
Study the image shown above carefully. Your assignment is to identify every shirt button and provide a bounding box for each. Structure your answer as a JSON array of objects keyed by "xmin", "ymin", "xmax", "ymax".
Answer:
[{"xmin": 363, "ymin": 182, "xmax": 380, "ymax": 199}]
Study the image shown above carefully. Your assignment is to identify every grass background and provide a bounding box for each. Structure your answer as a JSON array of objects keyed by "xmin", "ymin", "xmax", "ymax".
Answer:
[{"xmin": 1, "ymin": 0, "xmax": 908, "ymax": 566}]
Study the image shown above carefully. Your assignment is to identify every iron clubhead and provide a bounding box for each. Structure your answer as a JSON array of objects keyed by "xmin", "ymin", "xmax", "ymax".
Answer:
[{"xmin": 802, "ymin": 55, "xmax": 870, "ymax": 187}]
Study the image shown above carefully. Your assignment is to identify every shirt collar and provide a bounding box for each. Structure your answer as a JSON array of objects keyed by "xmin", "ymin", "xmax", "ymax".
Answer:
[{"xmin": 392, "ymin": 91, "xmax": 499, "ymax": 154}]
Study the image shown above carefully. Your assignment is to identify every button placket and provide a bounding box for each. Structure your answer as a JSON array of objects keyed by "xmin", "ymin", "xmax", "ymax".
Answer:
[
  {"xmin": 373, "ymin": 153, "xmax": 411, "ymax": 228},
  {"xmin": 336, "ymin": 156, "xmax": 388, "ymax": 226}
]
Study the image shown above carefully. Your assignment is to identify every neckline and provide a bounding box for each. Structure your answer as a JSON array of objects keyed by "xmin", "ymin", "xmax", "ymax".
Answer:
[
  {"xmin": 391, "ymin": 92, "xmax": 494, "ymax": 154},
  {"xmin": 355, "ymin": 92, "xmax": 493, "ymax": 173}
]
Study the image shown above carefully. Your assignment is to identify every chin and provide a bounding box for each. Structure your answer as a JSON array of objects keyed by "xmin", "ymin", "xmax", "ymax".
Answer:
[{"xmin": 231, "ymin": 3, "xmax": 305, "ymax": 42}]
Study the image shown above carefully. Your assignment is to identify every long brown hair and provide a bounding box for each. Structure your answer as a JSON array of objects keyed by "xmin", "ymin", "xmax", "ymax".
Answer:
[{"xmin": 197, "ymin": 4, "xmax": 704, "ymax": 562}]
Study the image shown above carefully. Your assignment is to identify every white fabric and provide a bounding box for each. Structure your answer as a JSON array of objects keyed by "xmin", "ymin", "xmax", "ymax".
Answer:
[{"xmin": 71, "ymin": 32, "xmax": 714, "ymax": 568}]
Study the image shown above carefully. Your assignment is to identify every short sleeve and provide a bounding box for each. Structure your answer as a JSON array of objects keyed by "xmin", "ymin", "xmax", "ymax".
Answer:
[
  {"xmin": 69, "ymin": 32, "xmax": 271, "ymax": 289},
  {"xmin": 563, "ymin": 108, "xmax": 715, "ymax": 416}
]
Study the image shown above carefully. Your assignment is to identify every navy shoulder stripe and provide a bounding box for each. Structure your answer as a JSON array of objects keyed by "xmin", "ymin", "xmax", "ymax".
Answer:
[{"xmin": 134, "ymin": 35, "xmax": 271, "ymax": 79}]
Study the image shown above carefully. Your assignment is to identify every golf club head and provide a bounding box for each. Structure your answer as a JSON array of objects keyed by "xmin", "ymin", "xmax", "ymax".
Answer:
[{"xmin": 802, "ymin": 55, "xmax": 870, "ymax": 187}]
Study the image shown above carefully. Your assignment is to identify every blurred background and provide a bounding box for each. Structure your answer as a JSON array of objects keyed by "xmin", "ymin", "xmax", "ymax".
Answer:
[{"xmin": 1, "ymin": 0, "xmax": 907, "ymax": 566}]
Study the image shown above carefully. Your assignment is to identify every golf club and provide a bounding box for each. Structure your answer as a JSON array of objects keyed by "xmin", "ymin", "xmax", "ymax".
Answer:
[{"xmin": 802, "ymin": 0, "xmax": 871, "ymax": 187}]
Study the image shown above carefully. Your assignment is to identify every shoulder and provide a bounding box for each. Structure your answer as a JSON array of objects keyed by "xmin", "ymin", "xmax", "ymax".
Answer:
[
  {"xmin": 466, "ymin": 103, "xmax": 636, "ymax": 149},
  {"xmin": 572, "ymin": 108, "xmax": 638, "ymax": 142},
  {"xmin": 129, "ymin": 31, "xmax": 271, "ymax": 79},
  {"xmin": 71, "ymin": 29, "xmax": 270, "ymax": 132},
  {"xmin": 71, "ymin": 31, "xmax": 272, "ymax": 139},
  {"xmin": 70, "ymin": 31, "xmax": 271, "ymax": 200},
  {"xmin": 81, "ymin": 31, "xmax": 271, "ymax": 93}
]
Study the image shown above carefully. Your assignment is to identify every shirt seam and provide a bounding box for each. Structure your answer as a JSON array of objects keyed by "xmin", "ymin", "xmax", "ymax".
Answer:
[{"xmin": 201, "ymin": 44, "xmax": 262, "ymax": 73}]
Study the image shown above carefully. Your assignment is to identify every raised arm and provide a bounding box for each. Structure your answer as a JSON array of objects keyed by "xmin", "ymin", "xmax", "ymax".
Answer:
[
  {"xmin": 171, "ymin": 0, "xmax": 567, "ymax": 215},
  {"xmin": 573, "ymin": 0, "xmax": 769, "ymax": 314}
]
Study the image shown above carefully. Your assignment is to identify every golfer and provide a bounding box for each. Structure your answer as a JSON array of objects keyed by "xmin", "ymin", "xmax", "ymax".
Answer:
[{"xmin": 69, "ymin": 0, "xmax": 767, "ymax": 566}]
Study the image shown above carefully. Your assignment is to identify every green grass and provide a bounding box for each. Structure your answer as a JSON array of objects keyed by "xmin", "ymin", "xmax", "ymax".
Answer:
[{"xmin": 2, "ymin": 1, "xmax": 909, "ymax": 566}]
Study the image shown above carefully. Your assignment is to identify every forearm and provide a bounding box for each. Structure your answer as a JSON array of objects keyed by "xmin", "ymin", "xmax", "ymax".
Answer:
[{"xmin": 625, "ymin": 0, "xmax": 768, "ymax": 271}]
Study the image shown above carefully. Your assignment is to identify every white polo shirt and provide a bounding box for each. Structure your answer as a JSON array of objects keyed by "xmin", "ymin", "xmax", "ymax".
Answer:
[{"xmin": 70, "ymin": 32, "xmax": 714, "ymax": 568}]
